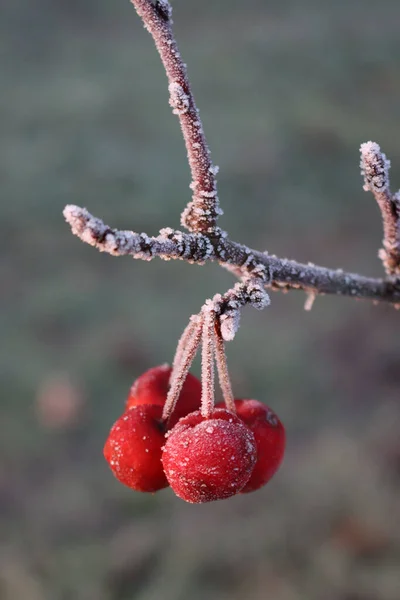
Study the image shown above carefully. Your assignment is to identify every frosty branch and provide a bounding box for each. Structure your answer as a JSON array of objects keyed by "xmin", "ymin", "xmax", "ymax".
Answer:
[
  {"xmin": 64, "ymin": 0, "xmax": 400, "ymax": 310},
  {"xmin": 360, "ymin": 141, "xmax": 400, "ymax": 276},
  {"xmin": 64, "ymin": 0, "xmax": 400, "ymax": 406}
]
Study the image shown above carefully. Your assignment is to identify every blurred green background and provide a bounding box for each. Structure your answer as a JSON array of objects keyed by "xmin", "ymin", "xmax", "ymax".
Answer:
[{"xmin": 1, "ymin": 1, "xmax": 400, "ymax": 599}]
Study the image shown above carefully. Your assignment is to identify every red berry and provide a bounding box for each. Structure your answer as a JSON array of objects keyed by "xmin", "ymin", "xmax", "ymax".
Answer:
[
  {"xmin": 162, "ymin": 408, "xmax": 257, "ymax": 503},
  {"xmin": 217, "ymin": 399, "xmax": 285, "ymax": 493},
  {"xmin": 104, "ymin": 404, "xmax": 168, "ymax": 492},
  {"xmin": 126, "ymin": 364, "xmax": 201, "ymax": 427}
]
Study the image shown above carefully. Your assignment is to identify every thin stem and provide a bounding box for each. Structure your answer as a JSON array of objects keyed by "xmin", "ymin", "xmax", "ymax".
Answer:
[
  {"xmin": 200, "ymin": 305, "xmax": 216, "ymax": 418},
  {"xmin": 213, "ymin": 322, "xmax": 236, "ymax": 413},
  {"xmin": 170, "ymin": 315, "xmax": 199, "ymax": 388},
  {"xmin": 360, "ymin": 141, "xmax": 400, "ymax": 275},
  {"xmin": 162, "ymin": 313, "xmax": 203, "ymax": 422}
]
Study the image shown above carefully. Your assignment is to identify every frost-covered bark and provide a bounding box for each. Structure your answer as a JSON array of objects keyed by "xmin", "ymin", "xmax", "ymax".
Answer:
[{"xmin": 360, "ymin": 141, "xmax": 400, "ymax": 275}]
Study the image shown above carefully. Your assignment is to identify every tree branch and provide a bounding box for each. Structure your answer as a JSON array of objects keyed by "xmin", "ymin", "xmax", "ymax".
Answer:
[
  {"xmin": 64, "ymin": 205, "xmax": 400, "ymax": 305},
  {"xmin": 63, "ymin": 2, "xmax": 400, "ymax": 315}
]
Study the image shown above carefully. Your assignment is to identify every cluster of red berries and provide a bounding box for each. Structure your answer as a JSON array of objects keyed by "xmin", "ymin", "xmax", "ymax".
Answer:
[{"xmin": 104, "ymin": 365, "xmax": 285, "ymax": 503}]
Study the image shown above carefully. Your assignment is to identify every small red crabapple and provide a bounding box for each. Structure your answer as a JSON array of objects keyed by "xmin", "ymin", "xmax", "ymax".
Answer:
[
  {"xmin": 217, "ymin": 399, "xmax": 285, "ymax": 493},
  {"xmin": 126, "ymin": 364, "xmax": 201, "ymax": 427},
  {"xmin": 104, "ymin": 404, "xmax": 168, "ymax": 492},
  {"xmin": 162, "ymin": 408, "xmax": 257, "ymax": 503}
]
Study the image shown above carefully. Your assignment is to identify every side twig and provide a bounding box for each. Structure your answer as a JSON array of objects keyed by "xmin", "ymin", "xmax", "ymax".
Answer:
[{"xmin": 360, "ymin": 141, "xmax": 400, "ymax": 275}]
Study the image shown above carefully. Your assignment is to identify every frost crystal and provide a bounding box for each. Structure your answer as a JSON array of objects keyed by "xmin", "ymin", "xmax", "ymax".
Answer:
[{"xmin": 169, "ymin": 82, "xmax": 190, "ymax": 115}]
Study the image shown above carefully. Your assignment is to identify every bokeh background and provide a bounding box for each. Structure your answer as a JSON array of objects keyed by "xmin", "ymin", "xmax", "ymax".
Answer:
[{"xmin": 1, "ymin": 1, "xmax": 400, "ymax": 599}]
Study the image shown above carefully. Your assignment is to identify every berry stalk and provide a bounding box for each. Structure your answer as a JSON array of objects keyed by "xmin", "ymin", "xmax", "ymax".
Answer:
[
  {"xmin": 162, "ymin": 313, "xmax": 203, "ymax": 423},
  {"xmin": 200, "ymin": 304, "xmax": 216, "ymax": 418}
]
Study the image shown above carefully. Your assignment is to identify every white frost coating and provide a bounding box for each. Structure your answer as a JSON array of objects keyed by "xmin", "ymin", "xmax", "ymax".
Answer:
[
  {"xmin": 220, "ymin": 310, "xmax": 240, "ymax": 341},
  {"xmin": 159, "ymin": 227, "xmax": 174, "ymax": 237},
  {"xmin": 104, "ymin": 233, "xmax": 118, "ymax": 254},
  {"xmin": 193, "ymin": 206, "xmax": 207, "ymax": 216},
  {"xmin": 63, "ymin": 204, "xmax": 81, "ymax": 224},
  {"xmin": 156, "ymin": 0, "xmax": 173, "ymax": 20},
  {"xmin": 246, "ymin": 280, "xmax": 270, "ymax": 310},
  {"xmin": 218, "ymin": 248, "xmax": 226, "ymax": 260},
  {"xmin": 64, "ymin": 204, "xmax": 205, "ymax": 261},
  {"xmin": 169, "ymin": 82, "xmax": 190, "ymax": 115},
  {"xmin": 198, "ymin": 190, "xmax": 218, "ymax": 198},
  {"xmin": 360, "ymin": 141, "xmax": 391, "ymax": 193}
]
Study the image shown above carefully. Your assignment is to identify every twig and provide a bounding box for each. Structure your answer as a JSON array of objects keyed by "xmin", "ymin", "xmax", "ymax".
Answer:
[
  {"xmin": 64, "ymin": 205, "xmax": 400, "ymax": 305},
  {"xmin": 63, "ymin": 205, "xmax": 214, "ymax": 263},
  {"xmin": 360, "ymin": 141, "xmax": 400, "ymax": 275}
]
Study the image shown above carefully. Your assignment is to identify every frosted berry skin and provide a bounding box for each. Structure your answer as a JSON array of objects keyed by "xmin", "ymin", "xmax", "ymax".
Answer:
[
  {"xmin": 162, "ymin": 408, "xmax": 257, "ymax": 503},
  {"xmin": 126, "ymin": 364, "xmax": 201, "ymax": 427},
  {"xmin": 104, "ymin": 404, "xmax": 168, "ymax": 493},
  {"xmin": 217, "ymin": 399, "xmax": 285, "ymax": 493}
]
